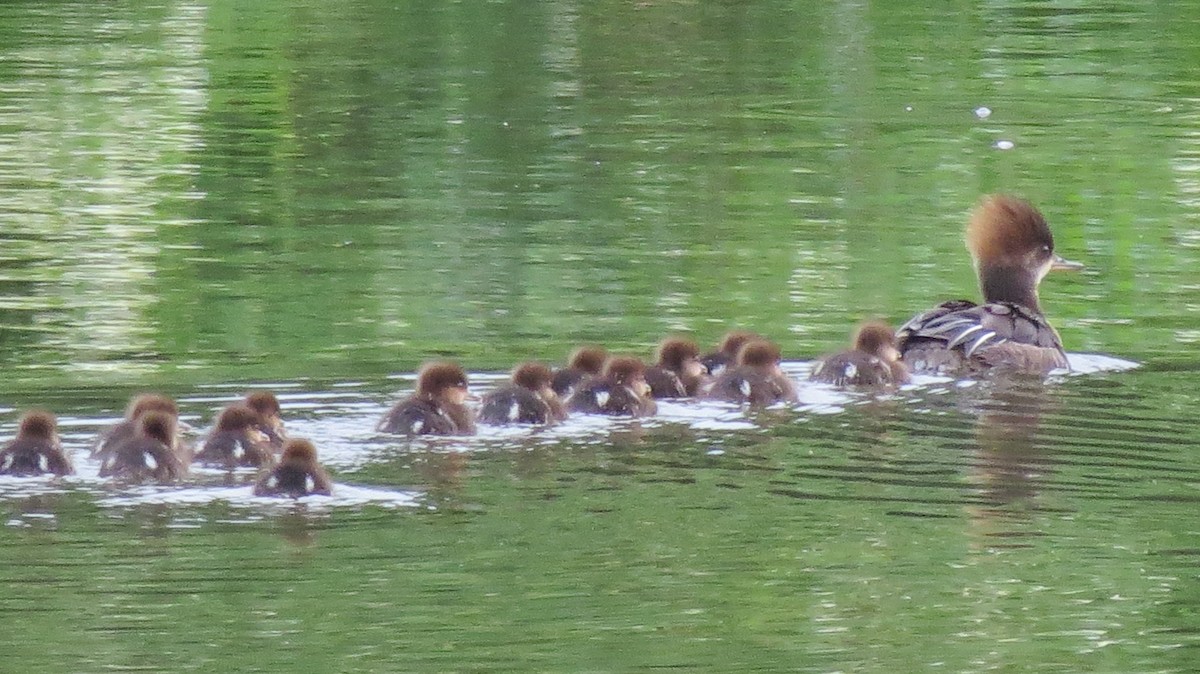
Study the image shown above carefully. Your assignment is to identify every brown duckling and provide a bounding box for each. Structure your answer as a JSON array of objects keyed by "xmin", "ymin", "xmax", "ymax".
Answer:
[
  {"xmin": 378, "ymin": 361, "xmax": 476, "ymax": 436},
  {"xmin": 700, "ymin": 330, "xmax": 764, "ymax": 376},
  {"xmin": 479, "ymin": 361, "xmax": 567, "ymax": 425},
  {"xmin": 193, "ymin": 404, "xmax": 275, "ymax": 469},
  {"xmin": 0, "ymin": 410, "xmax": 73, "ymax": 476},
  {"xmin": 253, "ymin": 438, "xmax": 332, "ymax": 498},
  {"xmin": 551, "ymin": 345, "xmax": 608, "ymax": 399},
  {"xmin": 98, "ymin": 411, "xmax": 189, "ymax": 482},
  {"xmin": 705, "ymin": 339, "xmax": 798, "ymax": 406},
  {"xmin": 92, "ymin": 393, "xmax": 182, "ymax": 461},
  {"xmin": 244, "ymin": 390, "xmax": 286, "ymax": 448},
  {"xmin": 645, "ymin": 337, "xmax": 707, "ymax": 398},
  {"xmin": 811, "ymin": 321, "xmax": 911, "ymax": 387},
  {"xmin": 567, "ymin": 356, "xmax": 657, "ymax": 417}
]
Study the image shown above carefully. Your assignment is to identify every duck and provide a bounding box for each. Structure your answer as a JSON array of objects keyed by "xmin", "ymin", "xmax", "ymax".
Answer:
[
  {"xmin": 377, "ymin": 361, "xmax": 476, "ymax": 435},
  {"xmin": 193, "ymin": 404, "xmax": 275, "ymax": 469},
  {"xmin": 705, "ymin": 339, "xmax": 798, "ymax": 406},
  {"xmin": 550, "ymin": 345, "xmax": 608, "ymax": 398},
  {"xmin": 244, "ymin": 390, "xmax": 286, "ymax": 449},
  {"xmin": 92, "ymin": 394, "xmax": 187, "ymax": 462},
  {"xmin": 98, "ymin": 410, "xmax": 189, "ymax": 482},
  {"xmin": 566, "ymin": 355, "xmax": 657, "ymax": 416},
  {"xmin": 700, "ymin": 330, "xmax": 764, "ymax": 376},
  {"xmin": 478, "ymin": 361, "xmax": 567, "ymax": 425},
  {"xmin": 253, "ymin": 438, "xmax": 332, "ymax": 498},
  {"xmin": 897, "ymin": 194, "xmax": 1082, "ymax": 375},
  {"xmin": 0, "ymin": 410, "xmax": 73, "ymax": 476},
  {"xmin": 810, "ymin": 320, "xmax": 910, "ymax": 387},
  {"xmin": 645, "ymin": 337, "xmax": 707, "ymax": 398}
]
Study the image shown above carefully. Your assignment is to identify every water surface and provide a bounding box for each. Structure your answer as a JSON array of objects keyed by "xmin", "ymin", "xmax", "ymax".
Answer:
[{"xmin": 0, "ymin": 0, "xmax": 1198, "ymax": 671}]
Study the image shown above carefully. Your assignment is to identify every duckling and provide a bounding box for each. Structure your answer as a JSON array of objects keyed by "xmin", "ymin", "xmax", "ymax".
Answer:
[
  {"xmin": 705, "ymin": 340, "xmax": 798, "ymax": 406},
  {"xmin": 193, "ymin": 404, "xmax": 274, "ymax": 469},
  {"xmin": 811, "ymin": 321, "xmax": 911, "ymax": 387},
  {"xmin": 0, "ymin": 410, "xmax": 73, "ymax": 476},
  {"xmin": 92, "ymin": 393, "xmax": 181, "ymax": 461},
  {"xmin": 253, "ymin": 438, "xmax": 332, "ymax": 497},
  {"xmin": 645, "ymin": 336, "xmax": 707, "ymax": 398},
  {"xmin": 551, "ymin": 345, "xmax": 608, "ymax": 398},
  {"xmin": 244, "ymin": 390, "xmax": 286, "ymax": 449},
  {"xmin": 98, "ymin": 411, "xmax": 188, "ymax": 482},
  {"xmin": 567, "ymin": 356, "xmax": 657, "ymax": 416},
  {"xmin": 378, "ymin": 361, "xmax": 476, "ymax": 436},
  {"xmin": 700, "ymin": 330, "xmax": 764, "ymax": 376},
  {"xmin": 479, "ymin": 361, "xmax": 567, "ymax": 425}
]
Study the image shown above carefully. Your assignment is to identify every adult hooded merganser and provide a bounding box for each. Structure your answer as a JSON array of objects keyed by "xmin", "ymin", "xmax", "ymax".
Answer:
[
  {"xmin": 897, "ymin": 195, "xmax": 1082, "ymax": 375},
  {"xmin": 705, "ymin": 339, "xmax": 798, "ymax": 406},
  {"xmin": 479, "ymin": 361, "xmax": 567, "ymax": 425},
  {"xmin": 194, "ymin": 404, "xmax": 274, "ymax": 469},
  {"xmin": 244, "ymin": 390, "xmax": 286, "ymax": 448},
  {"xmin": 378, "ymin": 361, "xmax": 477, "ymax": 436},
  {"xmin": 253, "ymin": 438, "xmax": 332, "ymax": 498},
  {"xmin": 810, "ymin": 321, "xmax": 911, "ymax": 387},
  {"xmin": 700, "ymin": 330, "xmax": 764, "ymax": 376},
  {"xmin": 92, "ymin": 393, "xmax": 182, "ymax": 461},
  {"xmin": 98, "ymin": 410, "xmax": 189, "ymax": 482},
  {"xmin": 551, "ymin": 345, "xmax": 608, "ymax": 398},
  {"xmin": 0, "ymin": 410, "xmax": 73, "ymax": 476},
  {"xmin": 645, "ymin": 337, "xmax": 707, "ymax": 398},
  {"xmin": 567, "ymin": 356, "xmax": 657, "ymax": 416}
]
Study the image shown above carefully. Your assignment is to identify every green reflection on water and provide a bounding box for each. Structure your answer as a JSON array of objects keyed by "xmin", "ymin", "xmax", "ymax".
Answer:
[
  {"xmin": 2, "ymin": 373, "xmax": 1199, "ymax": 673},
  {"xmin": 1, "ymin": 0, "xmax": 1197, "ymax": 389},
  {"xmin": 1, "ymin": 0, "xmax": 1199, "ymax": 672}
]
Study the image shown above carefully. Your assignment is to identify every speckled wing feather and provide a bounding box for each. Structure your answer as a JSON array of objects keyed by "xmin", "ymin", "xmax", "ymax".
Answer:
[{"xmin": 898, "ymin": 300, "xmax": 1068, "ymax": 375}]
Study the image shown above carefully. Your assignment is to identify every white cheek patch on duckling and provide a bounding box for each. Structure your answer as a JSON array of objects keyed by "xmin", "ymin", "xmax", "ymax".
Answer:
[
  {"xmin": 843, "ymin": 363, "xmax": 858, "ymax": 380},
  {"xmin": 410, "ymin": 420, "xmax": 425, "ymax": 434},
  {"xmin": 306, "ymin": 476, "xmax": 316, "ymax": 492},
  {"xmin": 507, "ymin": 402, "xmax": 520, "ymax": 422},
  {"xmin": 233, "ymin": 440, "xmax": 246, "ymax": 461},
  {"xmin": 738, "ymin": 379, "xmax": 752, "ymax": 398},
  {"xmin": 38, "ymin": 455, "xmax": 50, "ymax": 473},
  {"xmin": 594, "ymin": 391, "xmax": 610, "ymax": 408},
  {"xmin": 264, "ymin": 475, "xmax": 279, "ymax": 489},
  {"xmin": 144, "ymin": 452, "xmax": 159, "ymax": 471},
  {"xmin": 0, "ymin": 455, "xmax": 12, "ymax": 472}
]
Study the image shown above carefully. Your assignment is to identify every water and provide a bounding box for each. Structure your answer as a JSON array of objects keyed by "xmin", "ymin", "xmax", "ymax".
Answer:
[{"xmin": 1, "ymin": 0, "xmax": 1198, "ymax": 671}]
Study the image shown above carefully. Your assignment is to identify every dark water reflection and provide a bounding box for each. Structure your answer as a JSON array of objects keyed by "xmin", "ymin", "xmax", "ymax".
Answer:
[{"xmin": 2, "ymin": 0, "xmax": 1200, "ymax": 671}]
